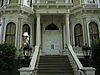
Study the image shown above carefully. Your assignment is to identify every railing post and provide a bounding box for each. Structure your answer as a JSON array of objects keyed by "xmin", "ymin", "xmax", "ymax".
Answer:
[{"xmin": 83, "ymin": 67, "xmax": 96, "ymax": 75}]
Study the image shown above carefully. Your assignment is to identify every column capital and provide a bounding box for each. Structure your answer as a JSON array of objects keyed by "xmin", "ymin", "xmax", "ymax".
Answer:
[
  {"xmin": 65, "ymin": 14, "xmax": 70, "ymax": 17},
  {"xmin": 36, "ymin": 13, "xmax": 40, "ymax": 17}
]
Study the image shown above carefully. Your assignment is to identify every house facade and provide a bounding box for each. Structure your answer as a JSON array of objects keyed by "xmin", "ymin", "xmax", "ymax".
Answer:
[{"xmin": 0, "ymin": 0, "xmax": 99, "ymax": 75}]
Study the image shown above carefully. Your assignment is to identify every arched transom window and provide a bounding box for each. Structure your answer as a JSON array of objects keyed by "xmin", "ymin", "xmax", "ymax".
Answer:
[
  {"xmin": 89, "ymin": 22, "xmax": 99, "ymax": 43},
  {"xmin": 74, "ymin": 24, "xmax": 83, "ymax": 47},
  {"xmin": 5, "ymin": 22, "xmax": 16, "ymax": 45},
  {"xmin": 45, "ymin": 23, "xmax": 59, "ymax": 30}
]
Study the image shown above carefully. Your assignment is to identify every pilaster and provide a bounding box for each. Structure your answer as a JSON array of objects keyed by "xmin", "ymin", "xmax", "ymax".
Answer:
[
  {"xmin": 2, "ymin": 17, "xmax": 6, "ymax": 43},
  {"xmin": 83, "ymin": 17, "xmax": 87, "ymax": 45},
  {"xmin": 86, "ymin": 20, "xmax": 91, "ymax": 46},
  {"xmin": 18, "ymin": 17, "xmax": 22, "ymax": 49},
  {"xmin": 83, "ymin": 17, "xmax": 91, "ymax": 46}
]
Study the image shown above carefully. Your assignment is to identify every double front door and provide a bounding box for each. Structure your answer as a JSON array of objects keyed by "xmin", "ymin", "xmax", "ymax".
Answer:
[{"xmin": 43, "ymin": 30, "xmax": 62, "ymax": 55}]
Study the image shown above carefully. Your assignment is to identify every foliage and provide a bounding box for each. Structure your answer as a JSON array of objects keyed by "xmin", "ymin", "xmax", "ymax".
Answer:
[
  {"xmin": 0, "ymin": 43, "xmax": 16, "ymax": 75},
  {"xmin": 92, "ymin": 39, "xmax": 100, "ymax": 70}
]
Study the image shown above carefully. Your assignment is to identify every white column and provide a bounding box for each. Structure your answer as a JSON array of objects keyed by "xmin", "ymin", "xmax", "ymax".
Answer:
[
  {"xmin": 63, "ymin": 24, "xmax": 66, "ymax": 49},
  {"xmin": 36, "ymin": 14, "xmax": 41, "ymax": 46},
  {"xmin": 65, "ymin": 14, "xmax": 70, "ymax": 45}
]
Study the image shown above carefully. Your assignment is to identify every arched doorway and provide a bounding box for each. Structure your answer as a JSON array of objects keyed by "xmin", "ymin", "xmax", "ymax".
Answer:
[{"xmin": 43, "ymin": 23, "xmax": 62, "ymax": 55}]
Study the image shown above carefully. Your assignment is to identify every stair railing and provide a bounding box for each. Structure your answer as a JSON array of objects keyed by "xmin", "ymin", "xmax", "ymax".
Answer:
[
  {"xmin": 66, "ymin": 44, "xmax": 83, "ymax": 75},
  {"xmin": 78, "ymin": 69, "xmax": 87, "ymax": 75},
  {"xmin": 29, "ymin": 45, "xmax": 41, "ymax": 75},
  {"xmin": 66, "ymin": 44, "xmax": 95, "ymax": 75},
  {"xmin": 19, "ymin": 45, "xmax": 41, "ymax": 75}
]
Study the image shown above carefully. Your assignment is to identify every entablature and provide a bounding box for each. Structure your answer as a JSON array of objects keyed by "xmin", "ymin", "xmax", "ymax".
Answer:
[
  {"xmin": 0, "ymin": 3, "xmax": 34, "ymax": 15},
  {"xmin": 35, "ymin": 9, "xmax": 70, "ymax": 14},
  {"xmin": 71, "ymin": 3, "xmax": 100, "ymax": 15},
  {"xmin": 33, "ymin": 3, "xmax": 73, "ymax": 9}
]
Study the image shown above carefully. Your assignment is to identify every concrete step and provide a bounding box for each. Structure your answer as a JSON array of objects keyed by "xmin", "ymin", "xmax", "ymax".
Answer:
[
  {"xmin": 37, "ymin": 73, "xmax": 74, "ymax": 75},
  {"xmin": 37, "ymin": 55, "xmax": 74, "ymax": 75},
  {"xmin": 37, "ymin": 65, "xmax": 72, "ymax": 68},
  {"xmin": 39, "ymin": 59, "xmax": 69, "ymax": 62}
]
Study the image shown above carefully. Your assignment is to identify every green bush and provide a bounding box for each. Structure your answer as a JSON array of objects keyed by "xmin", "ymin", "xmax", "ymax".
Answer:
[
  {"xmin": 92, "ymin": 39, "xmax": 100, "ymax": 70},
  {"xmin": 0, "ymin": 43, "xmax": 16, "ymax": 75}
]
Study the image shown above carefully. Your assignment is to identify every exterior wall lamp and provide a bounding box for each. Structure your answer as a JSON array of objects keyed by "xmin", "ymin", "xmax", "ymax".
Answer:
[
  {"xmin": 22, "ymin": 32, "xmax": 32, "ymax": 66},
  {"xmin": 82, "ymin": 43, "xmax": 91, "ymax": 67}
]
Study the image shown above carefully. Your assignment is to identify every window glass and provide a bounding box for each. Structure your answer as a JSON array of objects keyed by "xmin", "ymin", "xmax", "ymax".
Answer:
[
  {"xmin": 89, "ymin": 22, "xmax": 99, "ymax": 44},
  {"xmin": 5, "ymin": 22, "xmax": 16, "ymax": 45},
  {"xmin": 74, "ymin": 24, "xmax": 83, "ymax": 47}
]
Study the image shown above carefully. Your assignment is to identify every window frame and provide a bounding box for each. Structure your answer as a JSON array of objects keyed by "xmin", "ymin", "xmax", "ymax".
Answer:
[
  {"xmin": 89, "ymin": 22, "xmax": 99, "ymax": 43},
  {"xmin": 5, "ymin": 22, "xmax": 16, "ymax": 45},
  {"xmin": 74, "ymin": 24, "xmax": 83, "ymax": 47}
]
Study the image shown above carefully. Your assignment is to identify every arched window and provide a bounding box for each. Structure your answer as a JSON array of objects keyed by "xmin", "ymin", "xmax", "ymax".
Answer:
[
  {"xmin": 45, "ymin": 23, "xmax": 59, "ymax": 30},
  {"xmin": 89, "ymin": 22, "xmax": 99, "ymax": 43},
  {"xmin": 74, "ymin": 24, "xmax": 83, "ymax": 47},
  {"xmin": 22, "ymin": 24, "xmax": 30, "ymax": 45},
  {"xmin": 5, "ymin": 22, "xmax": 16, "ymax": 45}
]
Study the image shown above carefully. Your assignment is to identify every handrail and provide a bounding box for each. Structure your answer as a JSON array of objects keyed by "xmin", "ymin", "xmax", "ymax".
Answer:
[
  {"xmin": 67, "ymin": 44, "xmax": 83, "ymax": 68},
  {"xmin": 18, "ymin": 45, "xmax": 41, "ymax": 75},
  {"xmin": 29, "ymin": 45, "xmax": 40, "ymax": 70},
  {"xmin": 66, "ymin": 44, "xmax": 88, "ymax": 75}
]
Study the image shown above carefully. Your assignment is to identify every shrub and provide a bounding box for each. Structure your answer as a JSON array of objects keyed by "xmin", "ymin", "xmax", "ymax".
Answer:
[
  {"xmin": 92, "ymin": 39, "xmax": 100, "ymax": 70},
  {"xmin": 0, "ymin": 43, "xmax": 16, "ymax": 75}
]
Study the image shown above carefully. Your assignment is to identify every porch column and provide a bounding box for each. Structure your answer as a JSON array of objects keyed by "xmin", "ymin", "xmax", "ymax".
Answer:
[
  {"xmin": 36, "ymin": 14, "xmax": 41, "ymax": 46},
  {"xmin": 65, "ymin": 14, "xmax": 70, "ymax": 45}
]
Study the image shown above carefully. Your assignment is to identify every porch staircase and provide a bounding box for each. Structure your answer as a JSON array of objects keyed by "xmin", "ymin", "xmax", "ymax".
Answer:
[{"xmin": 37, "ymin": 55, "xmax": 74, "ymax": 75}]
